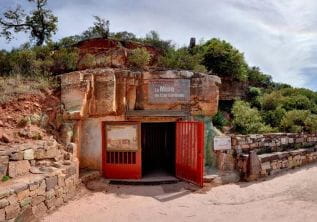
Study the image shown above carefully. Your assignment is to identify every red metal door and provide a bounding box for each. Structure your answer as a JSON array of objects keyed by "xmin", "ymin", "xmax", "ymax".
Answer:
[
  {"xmin": 102, "ymin": 122, "xmax": 141, "ymax": 179},
  {"xmin": 176, "ymin": 121, "xmax": 204, "ymax": 187}
]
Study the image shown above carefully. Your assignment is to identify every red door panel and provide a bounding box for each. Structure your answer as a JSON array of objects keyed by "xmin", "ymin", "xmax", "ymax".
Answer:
[
  {"xmin": 176, "ymin": 121, "xmax": 204, "ymax": 187},
  {"xmin": 102, "ymin": 122, "xmax": 141, "ymax": 179}
]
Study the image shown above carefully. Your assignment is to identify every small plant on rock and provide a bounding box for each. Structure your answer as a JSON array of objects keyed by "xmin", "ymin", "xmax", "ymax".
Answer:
[{"xmin": 128, "ymin": 48, "xmax": 151, "ymax": 69}]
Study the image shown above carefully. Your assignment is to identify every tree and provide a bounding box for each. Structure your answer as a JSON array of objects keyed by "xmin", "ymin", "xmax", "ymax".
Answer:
[
  {"xmin": 82, "ymin": 16, "xmax": 110, "ymax": 39},
  {"xmin": 0, "ymin": 0, "xmax": 58, "ymax": 46},
  {"xmin": 202, "ymin": 38, "xmax": 248, "ymax": 81}
]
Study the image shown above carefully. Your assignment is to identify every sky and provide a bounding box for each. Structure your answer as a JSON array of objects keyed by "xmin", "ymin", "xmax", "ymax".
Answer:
[{"xmin": 0, "ymin": 0, "xmax": 316, "ymax": 90}]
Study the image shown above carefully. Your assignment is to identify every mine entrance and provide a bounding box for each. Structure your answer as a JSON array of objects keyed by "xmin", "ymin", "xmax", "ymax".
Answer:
[{"xmin": 141, "ymin": 123, "xmax": 176, "ymax": 177}]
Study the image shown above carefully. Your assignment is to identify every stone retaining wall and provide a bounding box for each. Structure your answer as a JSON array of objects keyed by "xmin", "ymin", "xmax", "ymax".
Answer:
[
  {"xmin": 230, "ymin": 133, "xmax": 317, "ymax": 180},
  {"xmin": 0, "ymin": 165, "xmax": 79, "ymax": 221},
  {"xmin": 0, "ymin": 140, "xmax": 79, "ymax": 221}
]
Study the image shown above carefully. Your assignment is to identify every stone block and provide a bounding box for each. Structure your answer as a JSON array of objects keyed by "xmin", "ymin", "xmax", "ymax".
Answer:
[
  {"xmin": 24, "ymin": 149, "xmax": 35, "ymax": 160},
  {"xmin": 20, "ymin": 197, "xmax": 32, "ymax": 208},
  {"xmin": 45, "ymin": 176, "xmax": 58, "ymax": 191},
  {"xmin": 32, "ymin": 202, "xmax": 47, "ymax": 218},
  {"xmin": 55, "ymin": 197, "xmax": 64, "ymax": 207},
  {"xmin": 10, "ymin": 152, "xmax": 24, "ymax": 161},
  {"xmin": 17, "ymin": 189, "xmax": 30, "ymax": 201},
  {"xmin": 0, "ymin": 199, "xmax": 9, "ymax": 209},
  {"xmin": 0, "ymin": 188, "xmax": 13, "ymax": 199},
  {"xmin": 44, "ymin": 197, "xmax": 56, "ymax": 209},
  {"xmin": 261, "ymin": 162, "xmax": 271, "ymax": 170},
  {"xmin": 31, "ymin": 195, "xmax": 45, "ymax": 206},
  {"xmin": 5, "ymin": 204, "xmax": 20, "ymax": 220},
  {"xmin": 0, "ymin": 156, "xmax": 9, "ymax": 178},
  {"xmin": 7, "ymin": 194, "xmax": 18, "ymax": 206},
  {"xmin": 0, "ymin": 208, "xmax": 4, "ymax": 221},
  {"xmin": 8, "ymin": 160, "xmax": 31, "ymax": 178}
]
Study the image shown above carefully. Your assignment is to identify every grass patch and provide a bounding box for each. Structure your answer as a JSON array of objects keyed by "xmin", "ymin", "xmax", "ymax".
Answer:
[{"xmin": 0, "ymin": 74, "xmax": 57, "ymax": 104}]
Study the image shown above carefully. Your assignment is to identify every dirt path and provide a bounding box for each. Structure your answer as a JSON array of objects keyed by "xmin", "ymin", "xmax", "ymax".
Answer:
[{"xmin": 43, "ymin": 164, "xmax": 317, "ymax": 222}]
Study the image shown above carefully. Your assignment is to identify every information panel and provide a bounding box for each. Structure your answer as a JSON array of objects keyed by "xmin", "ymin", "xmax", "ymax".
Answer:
[
  {"xmin": 148, "ymin": 79, "xmax": 190, "ymax": 104},
  {"xmin": 214, "ymin": 136, "xmax": 232, "ymax": 151},
  {"xmin": 106, "ymin": 124, "xmax": 138, "ymax": 151}
]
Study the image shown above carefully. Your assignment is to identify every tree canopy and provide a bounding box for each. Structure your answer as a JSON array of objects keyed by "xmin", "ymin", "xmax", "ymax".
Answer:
[{"xmin": 0, "ymin": 0, "xmax": 58, "ymax": 46}]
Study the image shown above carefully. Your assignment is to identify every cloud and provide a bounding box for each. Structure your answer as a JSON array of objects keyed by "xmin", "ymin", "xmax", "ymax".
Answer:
[{"xmin": 0, "ymin": 0, "xmax": 316, "ymax": 90}]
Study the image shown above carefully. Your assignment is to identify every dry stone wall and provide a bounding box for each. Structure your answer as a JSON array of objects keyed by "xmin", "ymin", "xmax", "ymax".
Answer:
[
  {"xmin": 0, "ymin": 141, "xmax": 79, "ymax": 221},
  {"xmin": 231, "ymin": 133, "xmax": 317, "ymax": 180}
]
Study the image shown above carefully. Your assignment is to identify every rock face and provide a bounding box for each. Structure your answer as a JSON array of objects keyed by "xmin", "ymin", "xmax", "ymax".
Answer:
[{"xmin": 60, "ymin": 68, "xmax": 221, "ymax": 117}]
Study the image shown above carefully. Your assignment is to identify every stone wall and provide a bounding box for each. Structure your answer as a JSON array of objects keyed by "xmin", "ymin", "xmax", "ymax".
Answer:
[
  {"xmin": 231, "ymin": 133, "xmax": 317, "ymax": 180},
  {"xmin": 0, "ymin": 141, "xmax": 79, "ymax": 221}
]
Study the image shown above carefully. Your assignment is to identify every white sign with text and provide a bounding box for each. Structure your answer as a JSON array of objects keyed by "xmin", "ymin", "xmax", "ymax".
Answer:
[{"xmin": 214, "ymin": 136, "xmax": 231, "ymax": 150}]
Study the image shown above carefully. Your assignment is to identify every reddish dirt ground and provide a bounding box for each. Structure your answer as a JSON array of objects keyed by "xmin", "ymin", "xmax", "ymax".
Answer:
[{"xmin": 43, "ymin": 163, "xmax": 317, "ymax": 222}]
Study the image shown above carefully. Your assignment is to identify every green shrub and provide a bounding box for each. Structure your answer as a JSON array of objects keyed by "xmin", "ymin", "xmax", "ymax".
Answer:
[
  {"xmin": 212, "ymin": 112, "xmax": 228, "ymax": 129},
  {"xmin": 1, "ymin": 176, "xmax": 10, "ymax": 182},
  {"xmin": 305, "ymin": 114, "xmax": 317, "ymax": 133},
  {"xmin": 193, "ymin": 64, "xmax": 207, "ymax": 73},
  {"xmin": 128, "ymin": 48, "xmax": 151, "ymax": 69},
  {"xmin": 280, "ymin": 110, "xmax": 310, "ymax": 133},
  {"xmin": 232, "ymin": 101, "xmax": 274, "ymax": 134},
  {"xmin": 201, "ymin": 38, "xmax": 248, "ymax": 81},
  {"xmin": 78, "ymin": 54, "xmax": 96, "ymax": 69},
  {"xmin": 282, "ymin": 95, "xmax": 313, "ymax": 111},
  {"xmin": 158, "ymin": 47, "xmax": 202, "ymax": 70},
  {"xmin": 51, "ymin": 48, "xmax": 79, "ymax": 73},
  {"xmin": 262, "ymin": 106, "xmax": 286, "ymax": 127}
]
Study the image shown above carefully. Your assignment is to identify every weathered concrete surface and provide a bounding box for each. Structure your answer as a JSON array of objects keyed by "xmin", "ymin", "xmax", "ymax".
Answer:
[{"xmin": 43, "ymin": 163, "xmax": 317, "ymax": 222}]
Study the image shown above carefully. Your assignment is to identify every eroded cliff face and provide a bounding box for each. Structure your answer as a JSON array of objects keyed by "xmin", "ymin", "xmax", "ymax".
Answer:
[{"xmin": 60, "ymin": 68, "xmax": 221, "ymax": 119}]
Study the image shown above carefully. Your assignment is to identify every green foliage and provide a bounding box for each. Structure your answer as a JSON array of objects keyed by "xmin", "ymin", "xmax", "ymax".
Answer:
[
  {"xmin": 110, "ymin": 31, "xmax": 137, "ymax": 41},
  {"xmin": 262, "ymin": 106, "xmax": 286, "ymax": 127},
  {"xmin": 201, "ymin": 38, "xmax": 248, "ymax": 81},
  {"xmin": 78, "ymin": 54, "xmax": 96, "ymax": 69},
  {"xmin": 142, "ymin": 30, "xmax": 174, "ymax": 53},
  {"xmin": 212, "ymin": 112, "xmax": 228, "ymax": 129},
  {"xmin": 280, "ymin": 110, "xmax": 310, "ymax": 133},
  {"xmin": 248, "ymin": 66, "xmax": 272, "ymax": 86},
  {"xmin": 51, "ymin": 48, "xmax": 79, "ymax": 73},
  {"xmin": 128, "ymin": 48, "xmax": 151, "ymax": 69},
  {"xmin": 0, "ymin": 0, "xmax": 58, "ymax": 46},
  {"xmin": 82, "ymin": 16, "xmax": 110, "ymax": 39},
  {"xmin": 193, "ymin": 64, "xmax": 207, "ymax": 73},
  {"xmin": 1, "ymin": 175, "xmax": 10, "ymax": 182},
  {"xmin": 232, "ymin": 101, "xmax": 275, "ymax": 134},
  {"xmin": 158, "ymin": 47, "xmax": 202, "ymax": 70}
]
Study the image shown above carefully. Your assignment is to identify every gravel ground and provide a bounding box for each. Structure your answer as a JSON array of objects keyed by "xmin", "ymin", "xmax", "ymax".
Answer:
[{"xmin": 43, "ymin": 163, "xmax": 317, "ymax": 222}]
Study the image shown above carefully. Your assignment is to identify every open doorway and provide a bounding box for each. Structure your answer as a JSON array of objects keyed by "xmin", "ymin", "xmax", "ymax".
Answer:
[{"xmin": 141, "ymin": 122, "xmax": 176, "ymax": 177}]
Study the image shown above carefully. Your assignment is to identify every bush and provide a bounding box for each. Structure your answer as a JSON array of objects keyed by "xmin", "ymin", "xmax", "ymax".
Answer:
[
  {"xmin": 262, "ymin": 106, "xmax": 286, "ymax": 128},
  {"xmin": 248, "ymin": 66, "xmax": 272, "ymax": 86},
  {"xmin": 193, "ymin": 64, "xmax": 207, "ymax": 73},
  {"xmin": 280, "ymin": 110, "xmax": 310, "ymax": 133},
  {"xmin": 78, "ymin": 54, "xmax": 96, "ymax": 69},
  {"xmin": 282, "ymin": 95, "xmax": 313, "ymax": 111},
  {"xmin": 158, "ymin": 47, "xmax": 202, "ymax": 70},
  {"xmin": 201, "ymin": 38, "xmax": 248, "ymax": 81},
  {"xmin": 128, "ymin": 48, "xmax": 151, "ymax": 69},
  {"xmin": 51, "ymin": 48, "xmax": 79, "ymax": 73},
  {"xmin": 212, "ymin": 112, "xmax": 228, "ymax": 129},
  {"xmin": 232, "ymin": 101, "xmax": 274, "ymax": 134}
]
